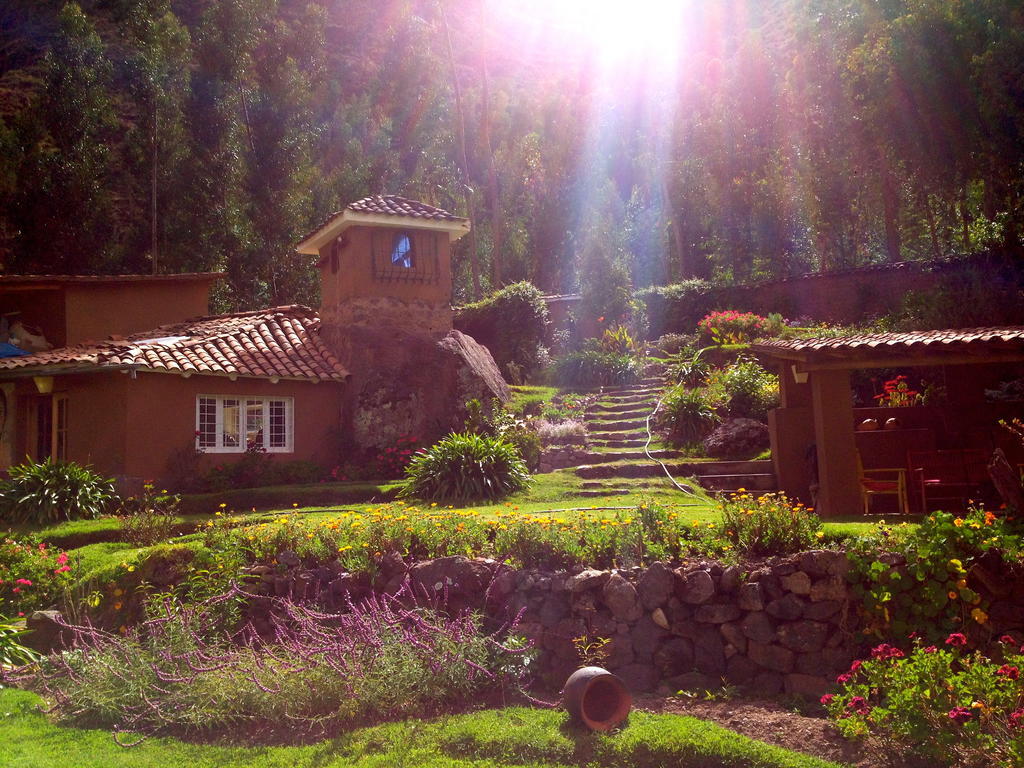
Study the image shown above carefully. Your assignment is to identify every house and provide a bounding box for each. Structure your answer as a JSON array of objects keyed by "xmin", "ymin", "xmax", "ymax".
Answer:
[{"xmin": 0, "ymin": 196, "xmax": 507, "ymax": 490}]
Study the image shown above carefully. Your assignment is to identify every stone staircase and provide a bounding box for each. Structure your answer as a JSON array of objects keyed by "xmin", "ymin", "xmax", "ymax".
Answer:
[{"xmin": 565, "ymin": 378, "xmax": 777, "ymax": 497}]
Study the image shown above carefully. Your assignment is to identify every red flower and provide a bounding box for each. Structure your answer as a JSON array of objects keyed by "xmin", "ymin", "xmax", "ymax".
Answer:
[
  {"xmin": 836, "ymin": 673, "xmax": 852, "ymax": 684},
  {"xmin": 870, "ymin": 644, "xmax": 904, "ymax": 660},
  {"xmin": 820, "ymin": 694, "xmax": 834, "ymax": 705},
  {"xmin": 1010, "ymin": 710, "xmax": 1024, "ymax": 729},
  {"xmin": 14, "ymin": 578, "xmax": 32, "ymax": 586},
  {"xmin": 922, "ymin": 646, "xmax": 938, "ymax": 653},
  {"xmin": 945, "ymin": 633, "xmax": 968, "ymax": 647},
  {"xmin": 1000, "ymin": 634, "xmax": 1017, "ymax": 645},
  {"xmin": 948, "ymin": 707, "xmax": 974, "ymax": 724},
  {"xmin": 997, "ymin": 665, "xmax": 1020, "ymax": 680},
  {"xmin": 849, "ymin": 660, "xmax": 863, "ymax": 673}
]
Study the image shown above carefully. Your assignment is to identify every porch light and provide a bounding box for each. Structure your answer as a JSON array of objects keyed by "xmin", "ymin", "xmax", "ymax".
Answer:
[{"xmin": 33, "ymin": 375, "xmax": 54, "ymax": 394}]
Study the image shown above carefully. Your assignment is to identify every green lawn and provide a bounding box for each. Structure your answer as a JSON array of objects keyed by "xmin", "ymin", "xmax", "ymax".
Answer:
[{"xmin": 0, "ymin": 689, "xmax": 842, "ymax": 768}]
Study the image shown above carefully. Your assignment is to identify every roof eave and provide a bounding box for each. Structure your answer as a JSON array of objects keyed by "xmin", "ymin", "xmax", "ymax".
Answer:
[{"xmin": 296, "ymin": 210, "xmax": 471, "ymax": 254}]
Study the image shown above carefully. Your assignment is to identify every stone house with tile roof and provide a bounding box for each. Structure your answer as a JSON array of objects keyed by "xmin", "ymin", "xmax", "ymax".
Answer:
[{"xmin": 0, "ymin": 196, "xmax": 507, "ymax": 489}]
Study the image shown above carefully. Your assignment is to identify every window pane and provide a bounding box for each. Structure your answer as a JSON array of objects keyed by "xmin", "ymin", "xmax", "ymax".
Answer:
[
  {"xmin": 54, "ymin": 396, "xmax": 68, "ymax": 460},
  {"xmin": 198, "ymin": 397, "xmax": 217, "ymax": 448},
  {"xmin": 222, "ymin": 399, "xmax": 240, "ymax": 448},
  {"xmin": 269, "ymin": 400, "xmax": 287, "ymax": 448},
  {"xmin": 390, "ymin": 234, "xmax": 412, "ymax": 268},
  {"xmin": 246, "ymin": 400, "xmax": 264, "ymax": 449}
]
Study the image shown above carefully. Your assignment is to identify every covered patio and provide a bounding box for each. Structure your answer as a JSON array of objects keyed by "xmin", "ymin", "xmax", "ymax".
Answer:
[{"xmin": 752, "ymin": 328, "xmax": 1024, "ymax": 516}]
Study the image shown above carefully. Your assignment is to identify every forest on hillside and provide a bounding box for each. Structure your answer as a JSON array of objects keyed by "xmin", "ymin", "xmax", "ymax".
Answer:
[{"xmin": 0, "ymin": 0, "xmax": 1022, "ymax": 310}]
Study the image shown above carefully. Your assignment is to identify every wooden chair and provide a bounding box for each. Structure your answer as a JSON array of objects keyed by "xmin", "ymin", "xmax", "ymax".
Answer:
[
  {"xmin": 857, "ymin": 451, "xmax": 908, "ymax": 515},
  {"xmin": 908, "ymin": 449, "xmax": 989, "ymax": 513}
]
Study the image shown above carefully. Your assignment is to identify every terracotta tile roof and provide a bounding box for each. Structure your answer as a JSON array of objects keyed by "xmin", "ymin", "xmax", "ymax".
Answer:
[
  {"xmin": 0, "ymin": 306, "xmax": 348, "ymax": 383},
  {"xmin": 0, "ymin": 272, "xmax": 224, "ymax": 286},
  {"xmin": 753, "ymin": 326, "xmax": 1024, "ymax": 359},
  {"xmin": 346, "ymin": 195, "xmax": 460, "ymax": 221}
]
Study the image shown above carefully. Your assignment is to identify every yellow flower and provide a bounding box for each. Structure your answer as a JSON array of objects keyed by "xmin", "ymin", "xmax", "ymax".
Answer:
[
  {"xmin": 126, "ymin": 565, "xmax": 135, "ymax": 572},
  {"xmin": 113, "ymin": 588, "xmax": 124, "ymax": 597},
  {"xmin": 971, "ymin": 608, "xmax": 988, "ymax": 624},
  {"xmin": 953, "ymin": 518, "xmax": 964, "ymax": 527},
  {"xmin": 948, "ymin": 591, "xmax": 958, "ymax": 600},
  {"xmin": 815, "ymin": 531, "xmax": 825, "ymax": 539}
]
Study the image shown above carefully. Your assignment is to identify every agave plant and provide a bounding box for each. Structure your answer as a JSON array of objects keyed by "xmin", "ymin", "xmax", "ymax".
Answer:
[
  {"xmin": 0, "ymin": 458, "xmax": 117, "ymax": 524},
  {"xmin": 402, "ymin": 432, "xmax": 530, "ymax": 501}
]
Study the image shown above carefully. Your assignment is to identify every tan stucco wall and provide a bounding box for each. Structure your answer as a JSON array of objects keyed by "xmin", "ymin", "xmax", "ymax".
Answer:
[{"xmin": 65, "ymin": 281, "xmax": 212, "ymax": 344}]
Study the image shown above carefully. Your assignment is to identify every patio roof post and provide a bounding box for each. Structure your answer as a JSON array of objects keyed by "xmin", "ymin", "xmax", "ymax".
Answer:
[{"xmin": 810, "ymin": 369, "xmax": 860, "ymax": 517}]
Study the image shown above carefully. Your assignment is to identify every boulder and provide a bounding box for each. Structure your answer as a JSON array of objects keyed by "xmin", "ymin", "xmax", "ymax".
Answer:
[
  {"xmin": 809, "ymin": 577, "xmax": 848, "ymax": 602},
  {"xmin": 747, "ymin": 641, "xmax": 796, "ymax": 674},
  {"xmin": 737, "ymin": 582, "xmax": 765, "ymax": 612},
  {"xmin": 777, "ymin": 620, "xmax": 830, "ymax": 654},
  {"xmin": 602, "ymin": 573, "xmax": 643, "ymax": 622},
  {"xmin": 702, "ymin": 418, "xmax": 769, "ymax": 460},
  {"xmin": 766, "ymin": 593, "xmax": 806, "ymax": 621},
  {"xmin": 740, "ymin": 611, "xmax": 777, "ymax": 644},
  {"xmin": 695, "ymin": 603, "xmax": 742, "ymax": 624},
  {"xmin": 637, "ymin": 562, "xmax": 676, "ymax": 610},
  {"xmin": 780, "ymin": 571, "xmax": 812, "ymax": 595},
  {"xmin": 408, "ymin": 556, "xmax": 495, "ymax": 608},
  {"xmin": 676, "ymin": 569, "xmax": 716, "ymax": 605},
  {"xmin": 654, "ymin": 637, "xmax": 695, "ymax": 677}
]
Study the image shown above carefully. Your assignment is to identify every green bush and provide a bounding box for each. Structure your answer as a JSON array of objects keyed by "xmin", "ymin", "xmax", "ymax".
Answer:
[
  {"xmin": 0, "ymin": 536, "xmax": 75, "ymax": 615},
  {"xmin": 117, "ymin": 484, "xmax": 180, "ymax": 547},
  {"xmin": 713, "ymin": 356, "xmax": 780, "ymax": 421},
  {"xmin": 656, "ymin": 385, "xmax": 721, "ymax": 445},
  {"xmin": 552, "ymin": 343, "xmax": 641, "ymax": 388},
  {"xmin": 0, "ymin": 458, "xmax": 116, "ymax": 525},
  {"xmin": 636, "ymin": 279, "xmax": 719, "ymax": 339},
  {"xmin": 667, "ymin": 346, "xmax": 713, "ymax": 387},
  {"xmin": 454, "ymin": 281, "xmax": 550, "ymax": 378},
  {"xmin": 402, "ymin": 433, "xmax": 530, "ymax": 501},
  {"xmin": 719, "ymin": 491, "xmax": 822, "ymax": 556},
  {"xmin": 823, "ymin": 639, "xmax": 1024, "ymax": 766}
]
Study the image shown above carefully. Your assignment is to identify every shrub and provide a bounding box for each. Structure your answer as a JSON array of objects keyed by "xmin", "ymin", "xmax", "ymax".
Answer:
[
  {"xmin": 0, "ymin": 458, "xmax": 116, "ymax": 525},
  {"xmin": 0, "ymin": 537, "xmax": 75, "ymax": 615},
  {"xmin": 847, "ymin": 508, "xmax": 1021, "ymax": 641},
  {"xmin": 656, "ymin": 385, "xmax": 721, "ymax": 445},
  {"xmin": 454, "ymin": 281, "xmax": 550, "ymax": 377},
  {"xmin": 668, "ymin": 346, "xmax": 713, "ymax": 387},
  {"xmin": 599, "ymin": 324, "xmax": 640, "ymax": 355},
  {"xmin": 653, "ymin": 332, "xmax": 699, "ymax": 356},
  {"xmin": 540, "ymin": 393, "xmax": 592, "ymax": 422},
  {"xmin": 636, "ymin": 279, "xmax": 718, "ymax": 339},
  {"xmin": 823, "ymin": 638, "xmax": 1024, "ymax": 766},
  {"xmin": 16, "ymin": 586, "xmax": 533, "ymax": 739},
  {"xmin": 117, "ymin": 484, "xmax": 180, "ymax": 547},
  {"xmin": 719, "ymin": 492, "xmax": 822, "ymax": 556},
  {"xmin": 713, "ymin": 356, "xmax": 779, "ymax": 420},
  {"xmin": 552, "ymin": 344, "xmax": 641, "ymax": 388},
  {"xmin": 0, "ymin": 615, "xmax": 40, "ymax": 667},
  {"xmin": 402, "ymin": 433, "xmax": 530, "ymax": 501},
  {"xmin": 698, "ymin": 310, "xmax": 777, "ymax": 345}
]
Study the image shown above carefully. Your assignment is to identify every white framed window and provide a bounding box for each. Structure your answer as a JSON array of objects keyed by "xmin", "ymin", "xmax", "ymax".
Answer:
[{"xmin": 196, "ymin": 395, "xmax": 294, "ymax": 453}]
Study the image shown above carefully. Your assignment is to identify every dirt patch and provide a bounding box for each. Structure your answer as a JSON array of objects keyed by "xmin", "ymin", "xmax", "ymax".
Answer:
[{"xmin": 633, "ymin": 694, "xmax": 877, "ymax": 767}]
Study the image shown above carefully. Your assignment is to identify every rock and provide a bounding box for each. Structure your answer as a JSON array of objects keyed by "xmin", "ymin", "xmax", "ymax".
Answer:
[
  {"xmin": 278, "ymin": 550, "xmax": 301, "ymax": 568},
  {"xmin": 605, "ymin": 634, "xmax": 635, "ymax": 668},
  {"xmin": 780, "ymin": 571, "xmax": 812, "ymax": 595},
  {"xmin": 809, "ymin": 577, "xmax": 848, "ymax": 602},
  {"xmin": 637, "ymin": 562, "xmax": 676, "ymax": 610},
  {"xmin": 693, "ymin": 627, "xmax": 726, "ymax": 675},
  {"xmin": 777, "ymin": 620, "xmax": 830, "ymax": 654},
  {"xmin": 408, "ymin": 556, "xmax": 494, "ymax": 608},
  {"xmin": 702, "ymin": 418, "xmax": 769, "ymax": 459},
  {"xmin": 747, "ymin": 641, "xmax": 796, "ymax": 674},
  {"xmin": 570, "ymin": 569, "xmax": 609, "ymax": 593},
  {"xmin": 654, "ymin": 637, "xmax": 695, "ymax": 677},
  {"xmin": 539, "ymin": 596, "xmax": 568, "ymax": 627},
  {"xmin": 785, "ymin": 673, "xmax": 830, "ymax": 699},
  {"xmin": 632, "ymin": 615, "xmax": 670, "ymax": 656},
  {"xmin": 720, "ymin": 565, "xmax": 743, "ymax": 594},
  {"xmin": 799, "ymin": 550, "xmax": 850, "ymax": 578},
  {"xmin": 726, "ymin": 654, "xmax": 760, "ymax": 685},
  {"xmin": 617, "ymin": 663, "xmax": 657, "ymax": 693},
  {"xmin": 803, "ymin": 600, "xmax": 842, "ymax": 621},
  {"xmin": 379, "ymin": 551, "xmax": 407, "ymax": 579},
  {"xmin": 772, "ymin": 562, "xmax": 797, "ymax": 577},
  {"xmin": 651, "ymin": 607, "xmax": 670, "ymax": 630},
  {"xmin": 749, "ymin": 671, "xmax": 785, "ymax": 696},
  {"xmin": 740, "ymin": 611, "xmax": 777, "ymax": 644},
  {"xmin": 766, "ymin": 594, "xmax": 806, "ymax": 621},
  {"xmin": 737, "ymin": 582, "xmax": 765, "ymax": 611},
  {"xmin": 668, "ymin": 671, "xmax": 716, "ymax": 693},
  {"xmin": 24, "ymin": 610, "xmax": 71, "ymax": 654},
  {"xmin": 603, "ymin": 573, "xmax": 643, "ymax": 622},
  {"xmin": 720, "ymin": 622, "xmax": 747, "ymax": 653},
  {"xmin": 695, "ymin": 603, "xmax": 742, "ymax": 624},
  {"xmin": 676, "ymin": 569, "xmax": 715, "ymax": 605}
]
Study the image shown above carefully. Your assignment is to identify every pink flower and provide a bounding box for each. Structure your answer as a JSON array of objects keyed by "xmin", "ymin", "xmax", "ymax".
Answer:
[
  {"xmin": 870, "ymin": 644, "xmax": 904, "ymax": 660},
  {"xmin": 14, "ymin": 578, "xmax": 32, "ymax": 586},
  {"xmin": 997, "ymin": 665, "xmax": 1020, "ymax": 680},
  {"xmin": 945, "ymin": 633, "xmax": 968, "ymax": 647},
  {"xmin": 56, "ymin": 552, "xmax": 69, "ymax": 565},
  {"xmin": 836, "ymin": 673, "xmax": 852, "ymax": 684},
  {"xmin": 820, "ymin": 694, "xmax": 834, "ymax": 705},
  {"xmin": 1010, "ymin": 710, "xmax": 1024, "ymax": 729},
  {"xmin": 948, "ymin": 707, "xmax": 973, "ymax": 724},
  {"xmin": 922, "ymin": 646, "xmax": 938, "ymax": 653},
  {"xmin": 1000, "ymin": 634, "xmax": 1016, "ymax": 645},
  {"xmin": 11, "ymin": 587, "xmax": 20, "ymax": 593}
]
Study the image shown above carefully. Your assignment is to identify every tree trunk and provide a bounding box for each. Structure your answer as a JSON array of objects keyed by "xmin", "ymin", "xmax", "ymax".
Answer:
[
  {"xmin": 881, "ymin": 168, "xmax": 901, "ymax": 263},
  {"xmin": 479, "ymin": 25, "xmax": 503, "ymax": 288},
  {"xmin": 439, "ymin": 1, "xmax": 480, "ymax": 299}
]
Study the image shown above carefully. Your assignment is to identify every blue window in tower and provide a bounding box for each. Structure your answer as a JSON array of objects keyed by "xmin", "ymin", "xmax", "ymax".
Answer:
[{"xmin": 390, "ymin": 233, "xmax": 413, "ymax": 268}]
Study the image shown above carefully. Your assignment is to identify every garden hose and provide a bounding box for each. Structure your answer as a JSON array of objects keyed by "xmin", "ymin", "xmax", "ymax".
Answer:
[{"xmin": 644, "ymin": 395, "xmax": 705, "ymax": 501}]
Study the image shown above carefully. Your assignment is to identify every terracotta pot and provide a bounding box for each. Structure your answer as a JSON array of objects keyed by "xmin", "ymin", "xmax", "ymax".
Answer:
[{"xmin": 562, "ymin": 666, "xmax": 632, "ymax": 731}]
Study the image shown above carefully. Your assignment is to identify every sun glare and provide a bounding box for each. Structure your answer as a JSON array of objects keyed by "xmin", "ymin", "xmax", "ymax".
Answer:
[{"xmin": 490, "ymin": 0, "xmax": 689, "ymax": 71}]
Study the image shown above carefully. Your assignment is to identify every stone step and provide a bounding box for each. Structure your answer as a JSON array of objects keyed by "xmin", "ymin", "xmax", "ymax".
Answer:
[
  {"xmin": 590, "ymin": 438, "xmax": 650, "ymax": 448},
  {"xmin": 691, "ymin": 459, "xmax": 773, "ymax": 476},
  {"xmin": 587, "ymin": 402, "xmax": 654, "ymax": 416},
  {"xmin": 576, "ymin": 462, "xmax": 690, "ymax": 479},
  {"xmin": 600, "ymin": 385, "xmax": 661, "ymax": 397},
  {"xmin": 576, "ymin": 449, "xmax": 683, "ymax": 464},
  {"xmin": 587, "ymin": 419, "xmax": 650, "ymax": 433},
  {"xmin": 575, "ymin": 488, "xmax": 633, "ymax": 497},
  {"xmin": 698, "ymin": 473, "xmax": 777, "ymax": 492},
  {"xmin": 580, "ymin": 479, "xmax": 662, "ymax": 489},
  {"xmin": 587, "ymin": 430, "xmax": 648, "ymax": 441}
]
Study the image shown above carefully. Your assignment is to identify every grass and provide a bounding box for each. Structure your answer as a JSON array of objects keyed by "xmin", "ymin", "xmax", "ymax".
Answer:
[{"xmin": 0, "ymin": 689, "xmax": 843, "ymax": 768}]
